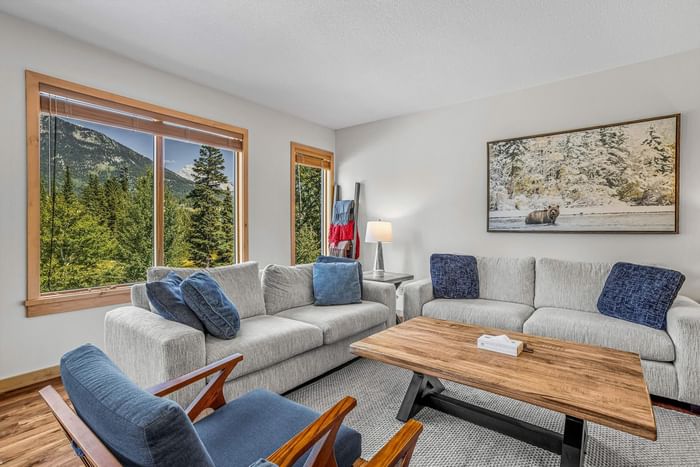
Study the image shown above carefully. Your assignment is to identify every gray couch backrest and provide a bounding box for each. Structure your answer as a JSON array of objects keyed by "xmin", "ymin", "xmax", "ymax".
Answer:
[
  {"xmin": 138, "ymin": 261, "xmax": 266, "ymax": 319},
  {"xmin": 475, "ymin": 256, "xmax": 536, "ymax": 306},
  {"xmin": 261, "ymin": 263, "xmax": 314, "ymax": 314},
  {"xmin": 534, "ymin": 257, "xmax": 612, "ymax": 313}
]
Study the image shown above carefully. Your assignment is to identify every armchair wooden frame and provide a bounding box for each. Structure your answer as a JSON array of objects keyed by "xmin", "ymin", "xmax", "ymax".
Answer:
[{"xmin": 41, "ymin": 354, "xmax": 422, "ymax": 467}]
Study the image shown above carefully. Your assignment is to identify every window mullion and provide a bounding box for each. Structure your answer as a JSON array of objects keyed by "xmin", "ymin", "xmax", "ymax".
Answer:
[{"xmin": 154, "ymin": 135, "xmax": 165, "ymax": 266}]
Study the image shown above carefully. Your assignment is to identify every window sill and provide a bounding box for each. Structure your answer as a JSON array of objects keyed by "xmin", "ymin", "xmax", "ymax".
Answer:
[{"xmin": 25, "ymin": 286, "xmax": 132, "ymax": 317}]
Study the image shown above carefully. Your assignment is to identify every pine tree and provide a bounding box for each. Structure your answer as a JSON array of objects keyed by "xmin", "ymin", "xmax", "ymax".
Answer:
[
  {"xmin": 117, "ymin": 171, "xmax": 154, "ymax": 281},
  {"xmin": 187, "ymin": 146, "xmax": 229, "ymax": 267},
  {"xmin": 61, "ymin": 166, "xmax": 75, "ymax": 203},
  {"xmin": 164, "ymin": 187, "xmax": 191, "ymax": 267},
  {"xmin": 81, "ymin": 174, "xmax": 105, "ymax": 217},
  {"xmin": 217, "ymin": 187, "xmax": 235, "ymax": 265}
]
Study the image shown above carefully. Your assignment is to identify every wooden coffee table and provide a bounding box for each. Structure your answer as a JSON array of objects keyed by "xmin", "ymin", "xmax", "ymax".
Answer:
[{"xmin": 350, "ymin": 317, "xmax": 657, "ymax": 467}]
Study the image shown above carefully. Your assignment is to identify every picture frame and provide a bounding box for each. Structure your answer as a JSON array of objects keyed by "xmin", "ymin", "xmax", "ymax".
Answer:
[{"xmin": 486, "ymin": 114, "xmax": 680, "ymax": 233}]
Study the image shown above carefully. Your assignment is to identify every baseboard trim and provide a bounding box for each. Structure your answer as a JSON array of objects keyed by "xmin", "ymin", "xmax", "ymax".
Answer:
[{"xmin": 0, "ymin": 366, "xmax": 60, "ymax": 395}]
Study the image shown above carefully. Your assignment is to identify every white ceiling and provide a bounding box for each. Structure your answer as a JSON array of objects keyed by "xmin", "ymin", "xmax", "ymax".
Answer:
[{"xmin": 3, "ymin": 1, "xmax": 700, "ymax": 129}]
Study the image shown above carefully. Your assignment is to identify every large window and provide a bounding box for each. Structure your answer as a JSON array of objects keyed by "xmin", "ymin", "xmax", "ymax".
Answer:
[
  {"xmin": 26, "ymin": 71, "xmax": 248, "ymax": 316},
  {"xmin": 290, "ymin": 143, "xmax": 334, "ymax": 264}
]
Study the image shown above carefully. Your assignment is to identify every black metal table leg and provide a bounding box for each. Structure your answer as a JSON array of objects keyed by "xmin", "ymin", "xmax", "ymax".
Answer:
[
  {"xmin": 397, "ymin": 373, "xmax": 426, "ymax": 422},
  {"xmin": 561, "ymin": 416, "xmax": 587, "ymax": 467}
]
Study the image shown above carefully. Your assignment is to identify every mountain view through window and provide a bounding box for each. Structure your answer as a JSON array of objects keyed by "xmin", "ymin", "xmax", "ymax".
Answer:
[{"xmin": 40, "ymin": 114, "xmax": 237, "ymax": 293}]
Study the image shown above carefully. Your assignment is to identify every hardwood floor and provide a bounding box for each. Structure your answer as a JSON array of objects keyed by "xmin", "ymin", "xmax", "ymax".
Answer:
[
  {"xmin": 0, "ymin": 376, "xmax": 696, "ymax": 466},
  {"xmin": 0, "ymin": 378, "xmax": 79, "ymax": 467}
]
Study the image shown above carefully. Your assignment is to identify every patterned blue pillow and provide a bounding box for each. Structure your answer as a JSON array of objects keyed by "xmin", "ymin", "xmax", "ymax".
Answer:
[
  {"xmin": 146, "ymin": 272, "xmax": 205, "ymax": 332},
  {"xmin": 597, "ymin": 262, "xmax": 685, "ymax": 330},
  {"xmin": 430, "ymin": 254, "xmax": 479, "ymax": 299},
  {"xmin": 312, "ymin": 262, "xmax": 362, "ymax": 306},
  {"xmin": 181, "ymin": 272, "xmax": 240, "ymax": 339}
]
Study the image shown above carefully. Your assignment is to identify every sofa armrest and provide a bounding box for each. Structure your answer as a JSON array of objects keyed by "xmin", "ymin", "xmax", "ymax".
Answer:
[
  {"xmin": 104, "ymin": 306, "xmax": 206, "ymax": 407},
  {"xmin": 362, "ymin": 281, "xmax": 397, "ymax": 328},
  {"xmin": 667, "ymin": 295, "xmax": 700, "ymax": 405},
  {"xmin": 403, "ymin": 278, "xmax": 434, "ymax": 321}
]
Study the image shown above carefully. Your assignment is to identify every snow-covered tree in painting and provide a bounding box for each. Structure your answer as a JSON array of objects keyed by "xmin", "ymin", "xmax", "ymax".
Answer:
[{"xmin": 487, "ymin": 116, "xmax": 677, "ymax": 232}]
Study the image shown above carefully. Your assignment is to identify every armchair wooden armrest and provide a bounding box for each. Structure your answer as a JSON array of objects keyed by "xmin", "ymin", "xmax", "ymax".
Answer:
[
  {"xmin": 354, "ymin": 419, "xmax": 423, "ymax": 467},
  {"xmin": 267, "ymin": 396, "xmax": 357, "ymax": 467},
  {"xmin": 39, "ymin": 385, "xmax": 121, "ymax": 467},
  {"xmin": 147, "ymin": 353, "xmax": 243, "ymax": 421}
]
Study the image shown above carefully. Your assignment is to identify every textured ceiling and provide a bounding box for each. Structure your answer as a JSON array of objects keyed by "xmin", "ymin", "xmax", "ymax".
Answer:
[{"xmin": 2, "ymin": 0, "xmax": 700, "ymax": 129}]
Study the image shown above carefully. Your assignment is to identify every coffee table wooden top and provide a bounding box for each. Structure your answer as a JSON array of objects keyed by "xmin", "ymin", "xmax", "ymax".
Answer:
[{"xmin": 350, "ymin": 316, "xmax": 657, "ymax": 440}]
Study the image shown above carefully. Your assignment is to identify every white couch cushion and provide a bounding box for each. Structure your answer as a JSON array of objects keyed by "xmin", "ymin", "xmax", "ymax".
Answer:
[
  {"xmin": 523, "ymin": 307, "xmax": 675, "ymax": 362},
  {"xmin": 261, "ymin": 264, "xmax": 314, "ymax": 314},
  {"xmin": 534, "ymin": 258, "xmax": 612, "ymax": 312},
  {"xmin": 422, "ymin": 299, "xmax": 535, "ymax": 332},
  {"xmin": 277, "ymin": 301, "xmax": 390, "ymax": 344},
  {"xmin": 205, "ymin": 315, "xmax": 323, "ymax": 379},
  {"xmin": 148, "ymin": 262, "xmax": 266, "ymax": 319},
  {"xmin": 476, "ymin": 256, "xmax": 536, "ymax": 306}
]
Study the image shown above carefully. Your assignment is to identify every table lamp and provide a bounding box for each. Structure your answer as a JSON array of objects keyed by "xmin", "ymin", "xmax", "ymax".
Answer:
[{"xmin": 365, "ymin": 220, "xmax": 392, "ymax": 277}]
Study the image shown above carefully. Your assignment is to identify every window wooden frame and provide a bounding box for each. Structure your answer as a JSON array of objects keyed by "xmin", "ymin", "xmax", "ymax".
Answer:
[
  {"xmin": 290, "ymin": 142, "xmax": 334, "ymax": 265},
  {"xmin": 25, "ymin": 70, "xmax": 249, "ymax": 317}
]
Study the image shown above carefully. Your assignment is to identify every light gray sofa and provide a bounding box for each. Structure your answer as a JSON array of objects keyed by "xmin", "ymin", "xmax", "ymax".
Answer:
[
  {"xmin": 105, "ymin": 261, "xmax": 396, "ymax": 407},
  {"xmin": 403, "ymin": 256, "xmax": 700, "ymax": 406}
]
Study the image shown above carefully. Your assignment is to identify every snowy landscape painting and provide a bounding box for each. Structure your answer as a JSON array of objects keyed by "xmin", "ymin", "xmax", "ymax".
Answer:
[{"xmin": 487, "ymin": 115, "xmax": 679, "ymax": 233}]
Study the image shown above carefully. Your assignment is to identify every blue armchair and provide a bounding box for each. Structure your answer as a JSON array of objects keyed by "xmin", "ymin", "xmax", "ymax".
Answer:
[
  {"xmin": 40, "ymin": 344, "xmax": 361, "ymax": 467},
  {"xmin": 40, "ymin": 344, "xmax": 424, "ymax": 467}
]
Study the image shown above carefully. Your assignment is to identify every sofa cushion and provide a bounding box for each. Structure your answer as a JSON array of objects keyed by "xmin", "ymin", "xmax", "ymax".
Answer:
[
  {"xmin": 205, "ymin": 315, "xmax": 323, "ymax": 378},
  {"xmin": 195, "ymin": 389, "xmax": 361, "ymax": 467},
  {"xmin": 146, "ymin": 272, "xmax": 205, "ymax": 332},
  {"xmin": 523, "ymin": 307, "xmax": 675, "ymax": 362},
  {"xmin": 476, "ymin": 256, "xmax": 535, "ymax": 306},
  {"xmin": 149, "ymin": 262, "xmax": 266, "ymax": 319},
  {"xmin": 312, "ymin": 262, "xmax": 362, "ymax": 306},
  {"xmin": 597, "ymin": 262, "xmax": 685, "ymax": 330},
  {"xmin": 182, "ymin": 273, "xmax": 240, "ymax": 339},
  {"xmin": 430, "ymin": 254, "xmax": 479, "ymax": 299},
  {"xmin": 276, "ymin": 301, "xmax": 389, "ymax": 344},
  {"xmin": 262, "ymin": 264, "xmax": 314, "ymax": 314},
  {"xmin": 535, "ymin": 258, "xmax": 612, "ymax": 312},
  {"xmin": 61, "ymin": 344, "xmax": 213, "ymax": 467},
  {"xmin": 422, "ymin": 299, "xmax": 535, "ymax": 332}
]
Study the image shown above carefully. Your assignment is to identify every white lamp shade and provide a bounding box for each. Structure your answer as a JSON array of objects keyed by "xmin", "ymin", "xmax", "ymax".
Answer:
[{"xmin": 365, "ymin": 221, "xmax": 393, "ymax": 243}]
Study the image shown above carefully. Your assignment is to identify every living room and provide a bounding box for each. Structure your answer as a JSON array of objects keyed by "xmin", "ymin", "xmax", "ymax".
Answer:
[{"xmin": 0, "ymin": 1, "xmax": 699, "ymax": 466}]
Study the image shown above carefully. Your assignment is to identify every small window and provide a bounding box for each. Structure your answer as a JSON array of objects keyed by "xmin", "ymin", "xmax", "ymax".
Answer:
[
  {"xmin": 26, "ymin": 71, "xmax": 249, "ymax": 316},
  {"xmin": 290, "ymin": 143, "xmax": 334, "ymax": 264}
]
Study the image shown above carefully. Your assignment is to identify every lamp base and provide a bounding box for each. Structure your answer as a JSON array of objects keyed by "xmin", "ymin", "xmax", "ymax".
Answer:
[{"xmin": 373, "ymin": 242, "xmax": 384, "ymax": 277}]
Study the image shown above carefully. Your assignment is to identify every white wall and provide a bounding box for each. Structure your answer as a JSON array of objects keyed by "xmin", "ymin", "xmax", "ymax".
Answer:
[
  {"xmin": 336, "ymin": 48, "xmax": 700, "ymax": 300},
  {"xmin": 0, "ymin": 13, "xmax": 334, "ymax": 379}
]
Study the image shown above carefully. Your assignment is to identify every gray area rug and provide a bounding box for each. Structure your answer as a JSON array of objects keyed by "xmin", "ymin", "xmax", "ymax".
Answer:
[{"xmin": 286, "ymin": 358, "xmax": 700, "ymax": 466}]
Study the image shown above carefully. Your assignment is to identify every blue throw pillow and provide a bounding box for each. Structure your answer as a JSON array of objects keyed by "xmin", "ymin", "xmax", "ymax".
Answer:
[
  {"xmin": 181, "ymin": 272, "xmax": 240, "ymax": 339},
  {"xmin": 146, "ymin": 272, "xmax": 205, "ymax": 332},
  {"xmin": 312, "ymin": 262, "xmax": 362, "ymax": 306},
  {"xmin": 430, "ymin": 254, "xmax": 479, "ymax": 299},
  {"xmin": 597, "ymin": 262, "xmax": 685, "ymax": 330},
  {"xmin": 316, "ymin": 255, "xmax": 363, "ymax": 298},
  {"xmin": 61, "ymin": 344, "xmax": 214, "ymax": 467}
]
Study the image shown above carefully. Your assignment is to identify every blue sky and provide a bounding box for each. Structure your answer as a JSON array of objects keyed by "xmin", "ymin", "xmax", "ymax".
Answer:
[{"xmin": 64, "ymin": 117, "xmax": 235, "ymax": 181}]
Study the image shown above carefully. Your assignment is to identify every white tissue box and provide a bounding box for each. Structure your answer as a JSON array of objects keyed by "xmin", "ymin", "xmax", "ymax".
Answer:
[{"xmin": 477, "ymin": 334, "xmax": 523, "ymax": 357}]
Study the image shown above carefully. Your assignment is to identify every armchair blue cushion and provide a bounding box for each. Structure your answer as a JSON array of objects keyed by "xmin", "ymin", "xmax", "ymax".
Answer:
[
  {"xmin": 195, "ymin": 389, "xmax": 362, "ymax": 467},
  {"xmin": 60, "ymin": 344, "xmax": 214, "ymax": 467}
]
